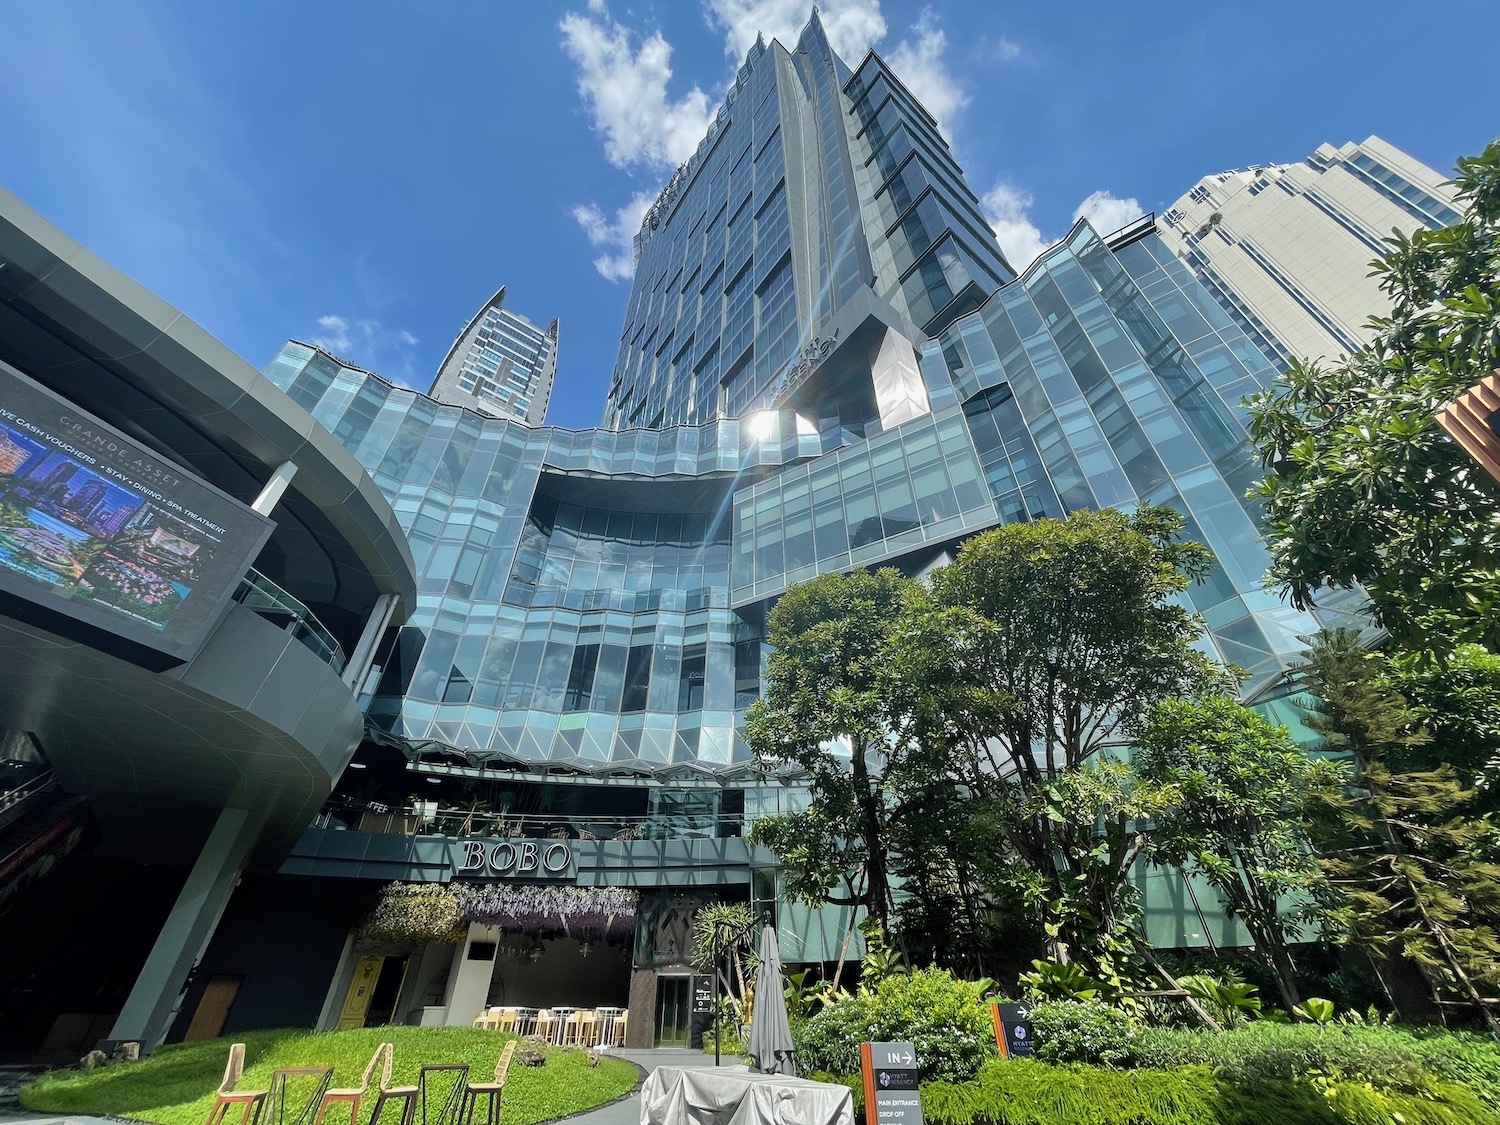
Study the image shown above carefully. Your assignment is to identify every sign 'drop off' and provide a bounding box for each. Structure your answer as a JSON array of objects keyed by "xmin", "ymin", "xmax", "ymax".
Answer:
[{"xmin": 860, "ymin": 1041, "xmax": 924, "ymax": 1125}]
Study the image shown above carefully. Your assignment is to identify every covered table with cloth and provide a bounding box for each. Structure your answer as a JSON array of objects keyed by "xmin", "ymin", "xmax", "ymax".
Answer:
[{"xmin": 640, "ymin": 1065, "xmax": 855, "ymax": 1125}]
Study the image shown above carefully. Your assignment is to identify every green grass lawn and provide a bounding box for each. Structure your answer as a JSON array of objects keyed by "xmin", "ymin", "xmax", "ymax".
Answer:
[{"xmin": 21, "ymin": 1027, "xmax": 640, "ymax": 1125}]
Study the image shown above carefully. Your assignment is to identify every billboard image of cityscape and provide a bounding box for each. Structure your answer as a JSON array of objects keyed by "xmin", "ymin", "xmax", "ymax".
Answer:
[
  {"xmin": 0, "ymin": 362, "xmax": 276, "ymax": 662},
  {"xmin": 0, "ymin": 426, "xmax": 216, "ymax": 629}
]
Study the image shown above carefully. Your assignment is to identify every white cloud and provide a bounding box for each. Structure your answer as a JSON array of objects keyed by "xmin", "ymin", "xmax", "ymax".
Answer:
[
  {"xmin": 982, "ymin": 35, "xmax": 1021, "ymax": 63},
  {"xmin": 308, "ymin": 315, "xmax": 422, "ymax": 382},
  {"xmin": 1073, "ymin": 190, "xmax": 1146, "ymax": 237},
  {"xmin": 572, "ymin": 190, "xmax": 658, "ymax": 282},
  {"xmin": 887, "ymin": 8, "xmax": 969, "ymax": 140},
  {"xmin": 559, "ymin": 8, "xmax": 714, "ymax": 170},
  {"xmin": 705, "ymin": 0, "xmax": 887, "ymax": 63},
  {"xmin": 981, "ymin": 182, "xmax": 1049, "ymax": 272}
]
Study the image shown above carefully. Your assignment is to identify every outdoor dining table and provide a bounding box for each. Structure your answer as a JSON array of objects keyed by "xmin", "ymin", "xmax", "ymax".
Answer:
[
  {"xmin": 262, "ymin": 1066, "xmax": 333, "ymax": 1125},
  {"xmin": 596, "ymin": 1006, "xmax": 625, "ymax": 1049},
  {"xmin": 417, "ymin": 1063, "xmax": 471, "ymax": 1125},
  {"xmin": 548, "ymin": 1007, "xmax": 577, "ymax": 1045}
]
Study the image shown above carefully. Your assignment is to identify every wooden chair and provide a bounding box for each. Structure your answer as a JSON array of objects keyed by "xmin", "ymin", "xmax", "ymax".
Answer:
[
  {"xmin": 494, "ymin": 1009, "xmax": 518, "ymax": 1034},
  {"xmin": 532, "ymin": 1009, "xmax": 556, "ymax": 1043},
  {"xmin": 313, "ymin": 1043, "xmax": 388, "ymax": 1125},
  {"xmin": 457, "ymin": 1041, "xmax": 516, "ymax": 1125},
  {"xmin": 203, "ymin": 1043, "xmax": 269, "ymax": 1125},
  {"xmin": 612, "ymin": 1010, "xmax": 629, "ymax": 1047},
  {"xmin": 368, "ymin": 1045, "xmax": 420, "ymax": 1125}
]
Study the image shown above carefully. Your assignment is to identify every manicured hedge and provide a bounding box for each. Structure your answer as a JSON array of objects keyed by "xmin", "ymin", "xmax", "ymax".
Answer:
[{"xmin": 823, "ymin": 1058, "xmax": 1500, "ymax": 1125}]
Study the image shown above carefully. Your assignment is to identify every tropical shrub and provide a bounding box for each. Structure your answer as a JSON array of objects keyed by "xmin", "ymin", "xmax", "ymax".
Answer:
[
  {"xmin": 1018, "ymin": 959, "xmax": 1104, "ymax": 1002},
  {"xmin": 1130, "ymin": 1022, "xmax": 1448, "ymax": 1095},
  {"xmin": 794, "ymin": 967, "xmax": 991, "ymax": 1082},
  {"xmin": 1029, "ymin": 1001, "xmax": 1136, "ymax": 1067},
  {"xmin": 848, "ymin": 1058, "xmax": 1500, "ymax": 1125}
]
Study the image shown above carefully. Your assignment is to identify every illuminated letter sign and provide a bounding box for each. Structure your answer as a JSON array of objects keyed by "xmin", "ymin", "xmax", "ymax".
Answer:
[{"xmin": 446, "ymin": 838, "xmax": 576, "ymax": 880}]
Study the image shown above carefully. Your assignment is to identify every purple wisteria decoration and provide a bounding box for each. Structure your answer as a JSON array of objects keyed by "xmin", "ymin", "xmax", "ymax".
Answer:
[{"xmin": 457, "ymin": 884, "xmax": 638, "ymax": 941}]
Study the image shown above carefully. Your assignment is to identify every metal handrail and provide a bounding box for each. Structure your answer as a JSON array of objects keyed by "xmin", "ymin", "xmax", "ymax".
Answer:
[
  {"xmin": 321, "ymin": 801, "xmax": 745, "ymax": 842},
  {"xmin": 233, "ymin": 569, "xmax": 346, "ymax": 672}
]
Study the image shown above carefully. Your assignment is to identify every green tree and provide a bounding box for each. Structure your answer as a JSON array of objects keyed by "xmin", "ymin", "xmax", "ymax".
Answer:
[
  {"xmin": 1301, "ymin": 629, "xmax": 1500, "ymax": 1030},
  {"xmin": 1245, "ymin": 140, "xmax": 1500, "ymax": 650},
  {"xmin": 887, "ymin": 506, "xmax": 1222, "ymax": 980},
  {"xmin": 1390, "ymin": 644, "xmax": 1500, "ymax": 799},
  {"xmin": 743, "ymin": 567, "xmax": 914, "ymax": 937},
  {"xmin": 690, "ymin": 902, "xmax": 757, "ymax": 1027},
  {"xmin": 1134, "ymin": 695, "xmax": 1344, "ymax": 1011}
]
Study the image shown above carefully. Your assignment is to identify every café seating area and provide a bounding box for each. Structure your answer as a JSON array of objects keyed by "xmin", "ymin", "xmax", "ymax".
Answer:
[{"xmin": 472, "ymin": 1006, "xmax": 628, "ymax": 1048}]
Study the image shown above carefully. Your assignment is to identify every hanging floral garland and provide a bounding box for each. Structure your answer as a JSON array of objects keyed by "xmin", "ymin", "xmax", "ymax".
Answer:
[
  {"xmin": 357, "ymin": 882, "xmax": 468, "ymax": 944},
  {"xmin": 457, "ymin": 884, "xmax": 638, "ymax": 941}
]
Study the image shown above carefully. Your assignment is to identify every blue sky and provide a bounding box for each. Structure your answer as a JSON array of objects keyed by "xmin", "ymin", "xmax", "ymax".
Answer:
[{"xmin": 2, "ymin": 1, "xmax": 1495, "ymax": 430}]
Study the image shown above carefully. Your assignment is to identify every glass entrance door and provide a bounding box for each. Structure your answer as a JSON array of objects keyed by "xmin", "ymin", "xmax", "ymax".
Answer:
[{"xmin": 654, "ymin": 975, "xmax": 690, "ymax": 1047}]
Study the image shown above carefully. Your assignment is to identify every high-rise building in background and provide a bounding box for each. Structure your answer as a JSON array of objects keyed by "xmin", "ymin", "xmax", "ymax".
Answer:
[
  {"xmin": 1158, "ymin": 136, "xmax": 1459, "ymax": 367},
  {"xmin": 427, "ymin": 285, "xmax": 559, "ymax": 424}
]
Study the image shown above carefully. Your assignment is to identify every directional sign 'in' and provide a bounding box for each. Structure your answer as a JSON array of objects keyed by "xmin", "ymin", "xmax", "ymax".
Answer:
[{"xmin": 860, "ymin": 1041, "xmax": 924, "ymax": 1125}]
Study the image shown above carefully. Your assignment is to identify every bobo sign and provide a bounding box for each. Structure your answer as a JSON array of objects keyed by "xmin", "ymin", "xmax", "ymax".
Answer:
[{"xmin": 452, "ymin": 840, "xmax": 573, "ymax": 878}]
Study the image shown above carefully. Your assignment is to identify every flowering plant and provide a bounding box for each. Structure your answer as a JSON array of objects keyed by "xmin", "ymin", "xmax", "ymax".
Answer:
[
  {"xmin": 357, "ymin": 882, "xmax": 467, "ymax": 944},
  {"xmin": 458, "ymin": 884, "xmax": 638, "ymax": 940}
]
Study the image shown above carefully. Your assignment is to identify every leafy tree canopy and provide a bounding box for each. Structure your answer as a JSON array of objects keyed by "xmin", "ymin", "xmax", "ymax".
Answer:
[{"xmin": 1246, "ymin": 140, "xmax": 1500, "ymax": 650}]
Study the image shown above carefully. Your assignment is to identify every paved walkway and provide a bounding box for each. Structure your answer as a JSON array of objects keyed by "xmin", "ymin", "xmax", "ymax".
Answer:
[
  {"xmin": 0, "ymin": 1050, "xmax": 727, "ymax": 1125},
  {"xmin": 562, "ymin": 1048, "xmax": 726, "ymax": 1125}
]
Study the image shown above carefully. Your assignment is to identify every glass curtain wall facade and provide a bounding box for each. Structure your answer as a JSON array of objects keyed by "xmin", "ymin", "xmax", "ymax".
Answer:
[
  {"xmin": 266, "ymin": 218, "xmax": 1337, "ymax": 782},
  {"xmin": 602, "ymin": 12, "xmax": 1011, "ymax": 433}
]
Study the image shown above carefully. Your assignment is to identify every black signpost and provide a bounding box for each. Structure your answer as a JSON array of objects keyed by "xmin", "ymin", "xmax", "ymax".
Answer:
[
  {"xmin": 990, "ymin": 1002, "xmax": 1035, "ymax": 1058},
  {"xmin": 689, "ymin": 974, "xmax": 714, "ymax": 1050},
  {"xmin": 859, "ymin": 1040, "xmax": 924, "ymax": 1125}
]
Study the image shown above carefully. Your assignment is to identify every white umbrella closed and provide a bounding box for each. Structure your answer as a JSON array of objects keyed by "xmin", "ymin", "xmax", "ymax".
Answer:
[{"xmin": 746, "ymin": 922, "xmax": 795, "ymax": 1075}]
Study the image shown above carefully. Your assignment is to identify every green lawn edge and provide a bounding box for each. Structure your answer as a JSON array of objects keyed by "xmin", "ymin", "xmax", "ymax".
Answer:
[{"xmin": 20, "ymin": 1027, "xmax": 640, "ymax": 1125}]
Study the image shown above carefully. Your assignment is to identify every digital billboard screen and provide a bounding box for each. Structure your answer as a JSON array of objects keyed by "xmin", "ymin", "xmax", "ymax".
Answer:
[{"xmin": 0, "ymin": 361, "xmax": 275, "ymax": 664}]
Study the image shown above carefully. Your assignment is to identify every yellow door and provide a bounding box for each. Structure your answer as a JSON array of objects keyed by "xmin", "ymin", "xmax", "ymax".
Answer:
[{"xmin": 336, "ymin": 956, "xmax": 384, "ymax": 1029}]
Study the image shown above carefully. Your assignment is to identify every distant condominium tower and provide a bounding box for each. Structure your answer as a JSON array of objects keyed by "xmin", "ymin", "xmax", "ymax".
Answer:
[
  {"xmin": 1159, "ymin": 136, "xmax": 1460, "ymax": 367},
  {"xmin": 428, "ymin": 285, "xmax": 559, "ymax": 423}
]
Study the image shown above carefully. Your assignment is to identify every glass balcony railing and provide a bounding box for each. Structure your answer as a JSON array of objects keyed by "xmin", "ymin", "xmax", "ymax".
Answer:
[
  {"xmin": 233, "ymin": 569, "xmax": 346, "ymax": 673},
  {"xmin": 316, "ymin": 801, "xmax": 744, "ymax": 842}
]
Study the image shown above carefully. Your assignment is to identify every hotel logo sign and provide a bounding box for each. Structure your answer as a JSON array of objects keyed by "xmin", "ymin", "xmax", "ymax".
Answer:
[{"xmin": 450, "ymin": 840, "xmax": 575, "ymax": 880}]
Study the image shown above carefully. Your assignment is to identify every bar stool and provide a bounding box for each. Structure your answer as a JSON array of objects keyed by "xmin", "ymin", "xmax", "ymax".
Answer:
[
  {"xmin": 612, "ymin": 1010, "xmax": 629, "ymax": 1047},
  {"xmin": 457, "ymin": 1041, "xmax": 515, "ymax": 1125},
  {"xmin": 202, "ymin": 1043, "xmax": 268, "ymax": 1125},
  {"xmin": 532, "ymin": 1009, "xmax": 557, "ymax": 1043},
  {"xmin": 561, "ymin": 1011, "xmax": 593, "ymax": 1047},
  {"xmin": 368, "ymin": 1045, "xmax": 419, "ymax": 1125},
  {"xmin": 495, "ymin": 1008, "xmax": 518, "ymax": 1034},
  {"xmin": 313, "ymin": 1043, "xmax": 388, "ymax": 1125}
]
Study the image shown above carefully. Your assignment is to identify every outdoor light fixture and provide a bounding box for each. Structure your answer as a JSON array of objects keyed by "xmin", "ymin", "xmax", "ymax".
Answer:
[
  {"xmin": 347, "ymin": 761, "xmax": 367, "ymax": 769},
  {"xmin": 578, "ymin": 941, "xmax": 592, "ymax": 958},
  {"xmin": 426, "ymin": 777, "xmax": 441, "ymax": 784},
  {"xmin": 528, "ymin": 939, "xmax": 545, "ymax": 962}
]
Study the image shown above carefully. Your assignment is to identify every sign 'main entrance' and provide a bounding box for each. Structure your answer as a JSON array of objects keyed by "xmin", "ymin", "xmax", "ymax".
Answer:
[{"xmin": 859, "ymin": 1040, "xmax": 924, "ymax": 1125}]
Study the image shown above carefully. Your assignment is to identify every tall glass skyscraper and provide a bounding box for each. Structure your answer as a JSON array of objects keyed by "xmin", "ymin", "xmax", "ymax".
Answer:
[
  {"xmin": 428, "ymin": 285, "xmax": 559, "ymax": 424},
  {"xmin": 266, "ymin": 7, "xmax": 1350, "ymax": 808}
]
